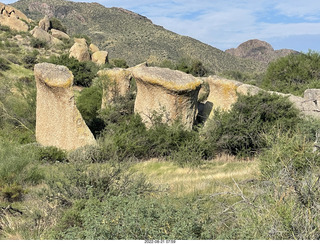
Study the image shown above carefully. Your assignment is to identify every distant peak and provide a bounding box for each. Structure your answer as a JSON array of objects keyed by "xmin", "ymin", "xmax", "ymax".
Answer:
[{"xmin": 226, "ymin": 39, "xmax": 297, "ymax": 64}]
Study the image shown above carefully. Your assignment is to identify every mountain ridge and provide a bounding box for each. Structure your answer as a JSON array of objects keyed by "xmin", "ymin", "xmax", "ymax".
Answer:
[{"xmin": 11, "ymin": 0, "xmax": 265, "ymax": 74}]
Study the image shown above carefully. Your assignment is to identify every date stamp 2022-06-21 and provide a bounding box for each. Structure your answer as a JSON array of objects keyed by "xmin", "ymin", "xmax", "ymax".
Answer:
[{"xmin": 145, "ymin": 240, "xmax": 176, "ymax": 244}]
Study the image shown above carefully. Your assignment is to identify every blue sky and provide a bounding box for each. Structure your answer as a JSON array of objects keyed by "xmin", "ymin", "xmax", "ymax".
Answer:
[{"xmin": 4, "ymin": 0, "xmax": 320, "ymax": 52}]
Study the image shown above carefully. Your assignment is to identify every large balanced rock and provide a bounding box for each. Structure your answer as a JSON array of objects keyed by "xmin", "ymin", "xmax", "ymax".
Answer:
[
  {"xmin": 92, "ymin": 51, "xmax": 108, "ymax": 65},
  {"xmin": 130, "ymin": 64, "xmax": 202, "ymax": 129},
  {"xmin": 69, "ymin": 38, "xmax": 90, "ymax": 62},
  {"xmin": 98, "ymin": 68, "xmax": 132, "ymax": 109},
  {"xmin": 34, "ymin": 63, "xmax": 96, "ymax": 151},
  {"xmin": 0, "ymin": 3, "xmax": 30, "ymax": 32}
]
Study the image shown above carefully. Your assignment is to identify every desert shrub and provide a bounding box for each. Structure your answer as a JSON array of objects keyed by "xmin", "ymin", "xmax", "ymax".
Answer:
[
  {"xmin": 0, "ymin": 141, "xmax": 44, "ymax": 203},
  {"xmin": 49, "ymin": 18, "xmax": 67, "ymax": 33},
  {"xmin": 0, "ymin": 25, "xmax": 10, "ymax": 32},
  {"xmin": 0, "ymin": 57, "xmax": 10, "ymax": 71},
  {"xmin": 0, "ymin": 183, "xmax": 25, "ymax": 202},
  {"xmin": 67, "ymin": 145, "xmax": 104, "ymax": 164},
  {"xmin": 23, "ymin": 54, "xmax": 37, "ymax": 69},
  {"xmin": 76, "ymin": 84, "xmax": 104, "ymax": 135},
  {"xmin": 176, "ymin": 58, "xmax": 207, "ymax": 77},
  {"xmin": 239, "ymin": 132, "xmax": 320, "ymax": 239},
  {"xmin": 111, "ymin": 59, "xmax": 128, "ymax": 68},
  {"xmin": 30, "ymin": 37, "xmax": 48, "ymax": 49},
  {"xmin": 6, "ymin": 54, "xmax": 21, "ymax": 65},
  {"xmin": 170, "ymin": 139, "xmax": 206, "ymax": 168},
  {"xmin": 52, "ymin": 196, "xmax": 214, "ymax": 240},
  {"xmin": 44, "ymin": 54, "xmax": 98, "ymax": 87},
  {"xmin": 0, "ymin": 79, "xmax": 36, "ymax": 138},
  {"xmin": 158, "ymin": 58, "xmax": 208, "ymax": 77},
  {"xmin": 262, "ymin": 50, "xmax": 320, "ymax": 96},
  {"xmin": 260, "ymin": 131, "xmax": 320, "ymax": 179},
  {"xmin": 44, "ymin": 160, "xmax": 154, "ymax": 206},
  {"xmin": 37, "ymin": 146, "xmax": 67, "ymax": 163},
  {"xmin": 202, "ymin": 92, "xmax": 301, "ymax": 157}
]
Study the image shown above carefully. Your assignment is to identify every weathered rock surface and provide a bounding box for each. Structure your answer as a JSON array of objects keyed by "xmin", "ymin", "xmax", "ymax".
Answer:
[
  {"xmin": 202, "ymin": 75, "xmax": 320, "ymax": 120},
  {"xmin": 204, "ymin": 76, "xmax": 242, "ymax": 113},
  {"xmin": 0, "ymin": 3, "xmax": 30, "ymax": 22},
  {"xmin": 98, "ymin": 68, "xmax": 132, "ymax": 109},
  {"xmin": 92, "ymin": 50, "xmax": 108, "ymax": 65},
  {"xmin": 30, "ymin": 26, "xmax": 63, "ymax": 46},
  {"xmin": 0, "ymin": 3, "xmax": 29, "ymax": 31},
  {"xmin": 69, "ymin": 38, "xmax": 90, "ymax": 62},
  {"xmin": 38, "ymin": 15, "xmax": 50, "ymax": 31},
  {"xmin": 34, "ymin": 62, "xmax": 96, "ymax": 151},
  {"xmin": 50, "ymin": 28, "xmax": 70, "ymax": 40},
  {"xmin": 130, "ymin": 64, "xmax": 202, "ymax": 129},
  {"xmin": 89, "ymin": 43, "xmax": 99, "ymax": 53}
]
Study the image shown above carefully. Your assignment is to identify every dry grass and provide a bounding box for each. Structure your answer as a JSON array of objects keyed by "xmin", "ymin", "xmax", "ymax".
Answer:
[{"xmin": 131, "ymin": 155, "xmax": 260, "ymax": 197}]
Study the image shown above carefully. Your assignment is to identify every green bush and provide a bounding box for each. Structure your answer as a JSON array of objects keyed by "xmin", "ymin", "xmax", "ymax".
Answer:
[
  {"xmin": 158, "ymin": 58, "xmax": 208, "ymax": 77},
  {"xmin": 37, "ymin": 146, "xmax": 66, "ymax": 163},
  {"xmin": 0, "ymin": 183, "xmax": 25, "ymax": 202},
  {"xmin": 76, "ymin": 84, "xmax": 104, "ymax": 135},
  {"xmin": 0, "ymin": 141, "xmax": 44, "ymax": 188},
  {"xmin": 261, "ymin": 50, "xmax": 320, "ymax": 96},
  {"xmin": 44, "ymin": 160, "xmax": 154, "ymax": 205},
  {"xmin": 30, "ymin": 37, "xmax": 48, "ymax": 49},
  {"xmin": 23, "ymin": 54, "xmax": 38, "ymax": 69},
  {"xmin": 202, "ymin": 92, "xmax": 301, "ymax": 157},
  {"xmin": 52, "ymin": 196, "xmax": 214, "ymax": 240},
  {"xmin": 49, "ymin": 18, "xmax": 67, "ymax": 33},
  {"xmin": 111, "ymin": 59, "xmax": 128, "ymax": 68},
  {"xmin": 44, "ymin": 54, "xmax": 98, "ymax": 87},
  {"xmin": 0, "ymin": 57, "xmax": 10, "ymax": 71}
]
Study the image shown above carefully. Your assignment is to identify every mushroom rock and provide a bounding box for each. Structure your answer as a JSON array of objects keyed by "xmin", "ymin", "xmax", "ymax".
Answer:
[
  {"xmin": 130, "ymin": 63, "xmax": 202, "ymax": 129},
  {"xmin": 34, "ymin": 62, "xmax": 96, "ymax": 151}
]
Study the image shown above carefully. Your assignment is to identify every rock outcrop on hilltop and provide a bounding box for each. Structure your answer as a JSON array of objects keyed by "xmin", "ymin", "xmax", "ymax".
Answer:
[
  {"xmin": 226, "ymin": 39, "xmax": 298, "ymax": 64},
  {"xmin": 34, "ymin": 62, "xmax": 96, "ymax": 151},
  {"xmin": 30, "ymin": 15, "xmax": 65, "ymax": 46},
  {"xmin": 0, "ymin": 2, "xmax": 30, "ymax": 31},
  {"xmin": 130, "ymin": 64, "xmax": 202, "ymax": 130}
]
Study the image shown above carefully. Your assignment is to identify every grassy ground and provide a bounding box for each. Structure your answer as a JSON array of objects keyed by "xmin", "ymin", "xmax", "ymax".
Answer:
[{"xmin": 131, "ymin": 155, "xmax": 260, "ymax": 197}]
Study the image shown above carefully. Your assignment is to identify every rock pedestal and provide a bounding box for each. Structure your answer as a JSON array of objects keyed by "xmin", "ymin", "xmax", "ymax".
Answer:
[
  {"xmin": 130, "ymin": 64, "xmax": 202, "ymax": 129},
  {"xmin": 98, "ymin": 68, "xmax": 132, "ymax": 109},
  {"xmin": 34, "ymin": 63, "xmax": 96, "ymax": 151}
]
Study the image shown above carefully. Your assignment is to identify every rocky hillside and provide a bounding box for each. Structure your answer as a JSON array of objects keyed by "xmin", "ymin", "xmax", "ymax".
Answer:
[
  {"xmin": 226, "ymin": 39, "xmax": 298, "ymax": 64},
  {"xmin": 11, "ymin": 0, "xmax": 265, "ymax": 73}
]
